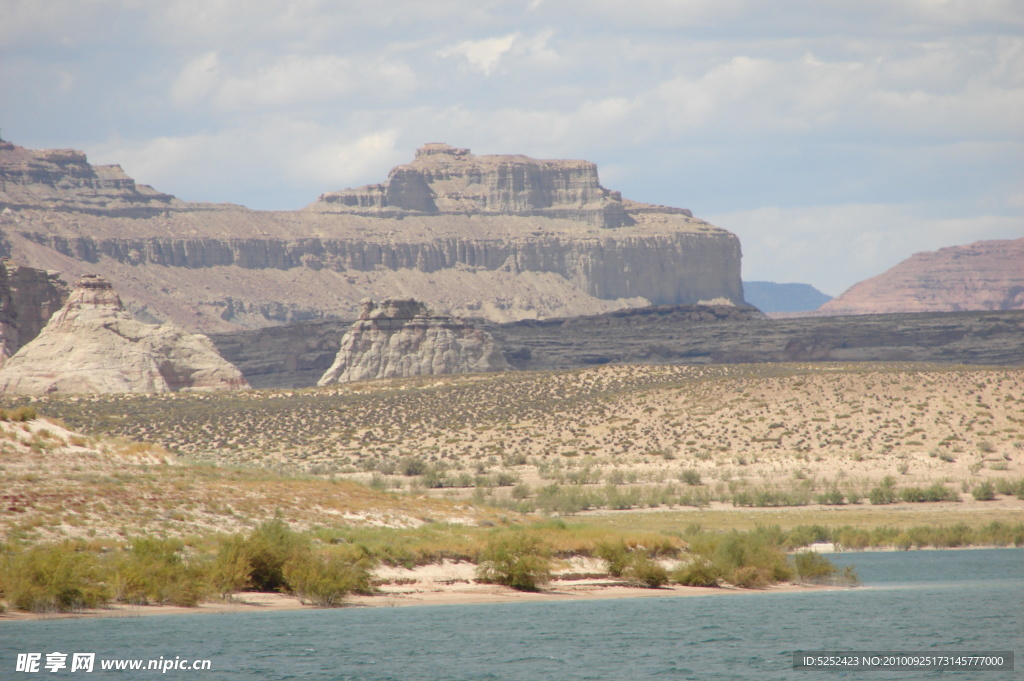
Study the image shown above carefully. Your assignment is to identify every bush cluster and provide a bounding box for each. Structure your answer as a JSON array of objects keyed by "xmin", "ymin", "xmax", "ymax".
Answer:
[
  {"xmin": 475, "ymin": 532, "xmax": 552, "ymax": 591},
  {"xmin": 0, "ymin": 405, "xmax": 37, "ymax": 422},
  {"xmin": 0, "ymin": 519, "xmax": 375, "ymax": 613},
  {"xmin": 596, "ymin": 541, "xmax": 669, "ymax": 588},
  {"xmin": 0, "ymin": 544, "xmax": 107, "ymax": 613}
]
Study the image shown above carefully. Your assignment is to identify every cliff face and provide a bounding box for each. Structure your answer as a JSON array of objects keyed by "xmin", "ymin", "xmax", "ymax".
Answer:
[
  {"xmin": 0, "ymin": 140, "xmax": 180, "ymax": 216},
  {"xmin": 309, "ymin": 142, "xmax": 673, "ymax": 228},
  {"xmin": 0, "ymin": 275, "xmax": 249, "ymax": 394},
  {"xmin": 819, "ymin": 238, "xmax": 1024, "ymax": 315},
  {"xmin": 0, "ymin": 141, "xmax": 743, "ymax": 331},
  {"xmin": 318, "ymin": 298, "xmax": 510, "ymax": 384},
  {"xmin": 488, "ymin": 308, "xmax": 1024, "ymax": 370},
  {"xmin": 0, "ymin": 258, "xmax": 69, "ymax": 364},
  {"xmin": 208, "ymin": 305, "xmax": 1024, "ymax": 389}
]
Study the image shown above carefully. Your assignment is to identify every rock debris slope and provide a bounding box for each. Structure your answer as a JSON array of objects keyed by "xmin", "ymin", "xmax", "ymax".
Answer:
[
  {"xmin": 318, "ymin": 298, "xmax": 510, "ymax": 385},
  {"xmin": 0, "ymin": 275, "xmax": 249, "ymax": 394},
  {"xmin": 1, "ymin": 139, "xmax": 743, "ymax": 331}
]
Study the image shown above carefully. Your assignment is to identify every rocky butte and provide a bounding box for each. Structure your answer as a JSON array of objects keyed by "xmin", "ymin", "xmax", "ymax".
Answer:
[
  {"xmin": 0, "ymin": 275, "xmax": 249, "ymax": 394},
  {"xmin": 0, "ymin": 140, "xmax": 743, "ymax": 331},
  {"xmin": 317, "ymin": 297, "xmax": 510, "ymax": 385}
]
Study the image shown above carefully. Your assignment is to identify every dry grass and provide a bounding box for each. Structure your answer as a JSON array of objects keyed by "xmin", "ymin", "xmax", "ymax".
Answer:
[
  {"xmin": 3, "ymin": 361, "xmax": 1022, "ymax": 541},
  {"xmin": 0, "ymin": 418, "xmax": 501, "ymax": 544},
  {"xmin": 18, "ymin": 362, "xmax": 1023, "ymax": 494}
]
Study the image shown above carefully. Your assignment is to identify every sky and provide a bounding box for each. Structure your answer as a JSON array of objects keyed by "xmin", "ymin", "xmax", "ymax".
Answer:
[{"xmin": 1, "ymin": 0, "xmax": 1022, "ymax": 296}]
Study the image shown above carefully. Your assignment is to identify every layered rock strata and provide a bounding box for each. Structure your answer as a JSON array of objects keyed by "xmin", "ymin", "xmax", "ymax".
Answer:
[
  {"xmin": 820, "ymin": 238, "xmax": 1024, "ymax": 315},
  {"xmin": 0, "ymin": 275, "xmax": 249, "ymax": 394},
  {"xmin": 0, "ymin": 141, "xmax": 742, "ymax": 331},
  {"xmin": 0, "ymin": 259, "xmax": 69, "ymax": 365},
  {"xmin": 210, "ymin": 307, "xmax": 1024, "ymax": 388},
  {"xmin": 0, "ymin": 140, "xmax": 180, "ymax": 216},
  {"xmin": 317, "ymin": 298, "xmax": 510, "ymax": 384},
  {"xmin": 309, "ymin": 142, "xmax": 678, "ymax": 228},
  {"xmin": 489, "ymin": 308, "xmax": 1024, "ymax": 370}
]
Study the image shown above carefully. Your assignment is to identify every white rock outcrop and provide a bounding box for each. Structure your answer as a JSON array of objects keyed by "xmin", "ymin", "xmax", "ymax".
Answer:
[
  {"xmin": 317, "ymin": 298, "xmax": 510, "ymax": 385},
  {"xmin": 0, "ymin": 275, "xmax": 249, "ymax": 394}
]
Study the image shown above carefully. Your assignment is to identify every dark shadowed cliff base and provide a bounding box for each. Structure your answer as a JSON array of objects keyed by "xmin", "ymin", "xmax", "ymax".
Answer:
[{"xmin": 209, "ymin": 307, "xmax": 1024, "ymax": 389}]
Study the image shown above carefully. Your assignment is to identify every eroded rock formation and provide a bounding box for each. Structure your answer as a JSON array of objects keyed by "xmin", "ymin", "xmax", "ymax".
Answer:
[
  {"xmin": 0, "ymin": 140, "xmax": 742, "ymax": 331},
  {"xmin": 209, "ymin": 304, "xmax": 1024, "ymax": 389},
  {"xmin": 317, "ymin": 297, "xmax": 510, "ymax": 384},
  {"xmin": 819, "ymin": 238, "xmax": 1024, "ymax": 315},
  {"xmin": 0, "ymin": 275, "xmax": 249, "ymax": 394},
  {"xmin": 0, "ymin": 140, "xmax": 180, "ymax": 216},
  {"xmin": 309, "ymin": 142, "xmax": 674, "ymax": 228},
  {"xmin": 0, "ymin": 258, "xmax": 69, "ymax": 365}
]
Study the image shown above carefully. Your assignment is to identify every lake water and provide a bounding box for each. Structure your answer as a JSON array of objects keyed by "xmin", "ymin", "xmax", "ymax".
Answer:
[{"xmin": 2, "ymin": 549, "xmax": 1021, "ymax": 680}]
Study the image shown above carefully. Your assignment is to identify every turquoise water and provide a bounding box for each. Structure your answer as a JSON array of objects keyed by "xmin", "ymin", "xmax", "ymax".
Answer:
[{"xmin": 2, "ymin": 548, "xmax": 1021, "ymax": 680}]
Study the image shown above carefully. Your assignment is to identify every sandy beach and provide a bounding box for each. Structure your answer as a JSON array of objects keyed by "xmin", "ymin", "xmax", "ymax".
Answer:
[{"xmin": 0, "ymin": 570, "xmax": 844, "ymax": 622}]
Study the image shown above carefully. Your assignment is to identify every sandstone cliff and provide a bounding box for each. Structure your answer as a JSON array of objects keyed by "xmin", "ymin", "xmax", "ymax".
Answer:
[
  {"xmin": 0, "ymin": 140, "xmax": 180, "ymax": 216},
  {"xmin": 317, "ymin": 298, "xmax": 510, "ymax": 384},
  {"xmin": 0, "ymin": 258, "xmax": 69, "ymax": 365},
  {"xmin": 819, "ymin": 238, "xmax": 1024, "ymax": 315},
  {"xmin": 0, "ymin": 141, "xmax": 742, "ymax": 331},
  {"xmin": 308, "ymin": 142, "xmax": 691, "ymax": 228},
  {"xmin": 0, "ymin": 275, "xmax": 249, "ymax": 394}
]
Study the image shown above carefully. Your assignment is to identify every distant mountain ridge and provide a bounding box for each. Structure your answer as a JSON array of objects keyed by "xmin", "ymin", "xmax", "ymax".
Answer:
[
  {"xmin": 820, "ymin": 238, "xmax": 1024, "ymax": 315},
  {"xmin": 742, "ymin": 281, "xmax": 832, "ymax": 313}
]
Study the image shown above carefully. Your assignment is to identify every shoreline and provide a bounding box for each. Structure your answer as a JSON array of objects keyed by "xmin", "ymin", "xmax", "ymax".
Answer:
[
  {"xmin": 0, "ymin": 580, "xmax": 849, "ymax": 623},
  {"xmin": 2, "ymin": 545, "xmax": 1019, "ymax": 623}
]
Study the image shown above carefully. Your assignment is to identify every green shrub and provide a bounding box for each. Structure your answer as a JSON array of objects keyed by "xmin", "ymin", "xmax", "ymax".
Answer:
[
  {"xmin": 109, "ymin": 538, "xmax": 207, "ymax": 607},
  {"xmin": 729, "ymin": 566, "xmax": 772, "ymax": 588},
  {"xmin": 240, "ymin": 518, "xmax": 310, "ymax": 591},
  {"xmin": 597, "ymin": 541, "xmax": 668, "ymax": 587},
  {"xmin": 815, "ymin": 488, "xmax": 845, "ymax": 505},
  {"xmin": 623, "ymin": 553, "xmax": 669, "ymax": 588},
  {"xmin": 0, "ymin": 405, "xmax": 37, "ymax": 422},
  {"xmin": 713, "ymin": 532, "xmax": 793, "ymax": 585},
  {"xmin": 1, "ymin": 544, "xmax": 108, "ymax": 613},
  {"xmin": 476, "ymin": 532, "xmax": 552, "ymax": 591},
  {"xmin": 603, "ymin": 484, "xmax": 642, "ymax": 510},
  {"xmin": 400, "ymin": 457, "xmax": 427, "ymax": 477},
  {"xmin": 792, "ymin": 551, "xmax": 837, "ymax": 584},
  {"xmin": 511, "ymin": 483, "xmax": 532, "ymax": 499},
  {"xmin": 595, "ymin": 540, "xmax": 630, "ymax": 578},
  {"xmin": 869, "ymin": 477, "xmax": 897, "ymax": 505},
  {"xmin": 971, "ymin": 481, "xmax": 996, "ymax": 501},
  {"xmin": 899, "ymin": 483, "xmax": 958, "ymax": 503},
  {"xmin": 210, "ymin": 535, "xmax": 253, "ymax": 596},
  {"xmin": 679, "ymin": 469, "xmax": 702, "ymax": 486},
  {"xmin": 283, "ymin": 545, "xmax": 374, "ymax": 607},
  {"xmin": 995, "ymin": 477, "xmax": 1024, "ymax": 498},
  {"xmin": 672, "ymin": 559, "xmax": 721, "ymax": 587}
]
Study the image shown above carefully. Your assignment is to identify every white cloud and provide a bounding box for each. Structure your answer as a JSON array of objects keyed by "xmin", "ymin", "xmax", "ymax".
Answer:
[
  {"xmin": 214, "ymin": 55, "xmax": 415, "ymax": 110},
  {"xmin": 168, "ymin": 52, "xmax": 416, "ymax": 111},
  {"xmin": 293, "ymin": 130, "xmax": 404, "ymax": 189},
  {"xmin": 170, "ymin": 52, "xmax": 221, "ymax": 107},
  {"xmin": 6, "ymin": 1, "xmax": 1021, "ymax": 291},
  {"xmin": 437, "ymin": 33, "xmax": 520, "ymax": 75},
  {"xmin": 91, "ymin": 118, "xmax": 406, "ymax": 209}
]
